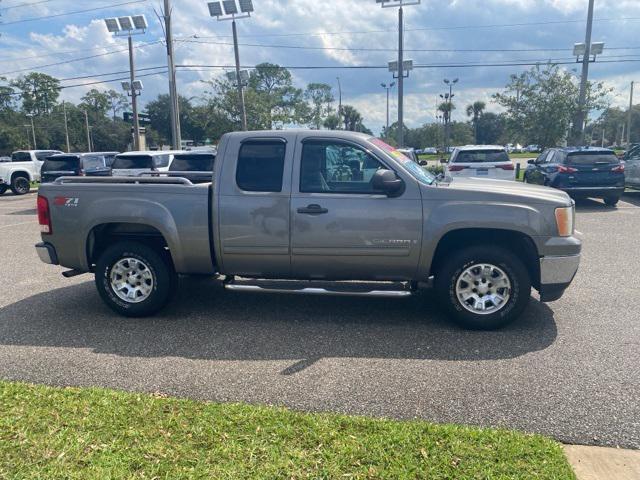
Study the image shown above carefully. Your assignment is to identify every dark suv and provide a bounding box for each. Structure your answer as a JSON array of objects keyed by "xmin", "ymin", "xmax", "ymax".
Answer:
[
  {"xmin": 524, "ymin": 147, "xmax": 625, "ymax": 206},
  {"xmin": 41, "ymin": 153, "xmax": 112, "ymax": 183},
  {"xmin": 168, "ymin": 152, "xmax": 215, "ymax": 184}
]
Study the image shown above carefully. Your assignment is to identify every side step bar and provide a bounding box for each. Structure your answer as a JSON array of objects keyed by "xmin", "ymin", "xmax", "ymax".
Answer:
[{"xmin": 224, "ymin": 280, "xmax": 414, "ymax": 298}]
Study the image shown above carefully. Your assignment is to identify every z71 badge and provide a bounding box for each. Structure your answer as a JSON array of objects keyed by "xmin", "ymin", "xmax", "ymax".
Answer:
[{"xmin": 54, "ymin": 197, "xmax": 79, "ymax": 207}]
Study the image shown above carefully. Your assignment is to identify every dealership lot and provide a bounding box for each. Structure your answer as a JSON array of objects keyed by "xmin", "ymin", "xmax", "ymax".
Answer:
[{"xmin": 0, "ymin": 191, "xmax": 639, "ymax": 448}]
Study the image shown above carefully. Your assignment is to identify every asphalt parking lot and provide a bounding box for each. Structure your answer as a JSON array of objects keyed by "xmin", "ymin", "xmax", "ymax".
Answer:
[{"xmin": 1, "ymin": 190, "xmax": 639, "ymax": 448}]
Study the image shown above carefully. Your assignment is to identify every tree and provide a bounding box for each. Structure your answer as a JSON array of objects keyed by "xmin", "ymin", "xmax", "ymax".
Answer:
[
  {"xmin": 304, "ymin": 83, "xmax": 334, "ymax": 129},
  {"xmin": 475, "ymin": 112, "xmax": 506, "ymax": 145},
  {"xmin": 80, "ymin": 89, "xmax": 110, "ymax": 117},
  {"xmin": 323, "ymin": 114, "xmax": 340, "ymax": 130},
  {"xmin": 341, "ymin": 105, "xmax": 362, "ymax": 131},
  {"xmin": 466, "ymin": 101, "xmax": 486, "ymax": 143},
  {"xmin": 107, "ymin": 89, "xmax": 129, "ymax": 121},
  {"xmin": 11, "ymin": 72, "xmax": 61, "ymax": 115},
  {"xmin": 494, "ymin": 64, "xmax": 611, "ymax": 147}
]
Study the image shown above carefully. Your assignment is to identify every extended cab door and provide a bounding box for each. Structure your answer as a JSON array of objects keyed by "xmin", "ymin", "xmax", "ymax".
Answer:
[
  {"xmin": 216, "ymin": 135, "xmax": 293, "ymax": 277},
  {"xmin": 290, "ymin": 137, "xmax": 423, "ymax": 280}
]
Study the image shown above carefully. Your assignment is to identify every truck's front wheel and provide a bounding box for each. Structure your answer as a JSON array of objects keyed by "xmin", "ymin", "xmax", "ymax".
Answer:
[
  {"xmin": 435, "ymin": 246, "xmax": 531, "ymax": 330},
  {"xmin": 95, "ymin": 241, "xmax": 176, "ymax": 317}
]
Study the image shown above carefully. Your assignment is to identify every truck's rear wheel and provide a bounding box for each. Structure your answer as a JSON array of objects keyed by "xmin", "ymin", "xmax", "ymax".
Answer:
[
  {"xmin": 435, "ymin": 245, "xmax": 531, "ymax": 330},
  {"xmin": 10, "ymin": 175, "xmax": 30, "ymax": 195},
  {"xmin": 95, "ymin": 241, "xmax": 176, "ymax": 317}
]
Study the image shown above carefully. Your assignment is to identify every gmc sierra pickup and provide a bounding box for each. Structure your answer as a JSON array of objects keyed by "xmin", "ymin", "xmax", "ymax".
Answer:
[{"xmin": 35, "ymin": 130, "xmax": 581, "ymax": 329}]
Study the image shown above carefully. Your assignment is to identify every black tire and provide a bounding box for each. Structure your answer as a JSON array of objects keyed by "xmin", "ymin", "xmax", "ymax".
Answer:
[
  {"xmin": 435, "ymin": 245, "xmax": 531, "ymax": 330},
  {"xmin": 603, "ymin": 196, "xmax": 619, "ymax": 207},
  {"xmin": 0, "ymin": 185, "xmax": 7, "ymax": 195},
  {"xmin": 95, "ymin": 241, "xmax": 176, "ymax": 317},
  {"xmin": 10, "ymin": 175, "xmax": 30, "ymax": 195}
]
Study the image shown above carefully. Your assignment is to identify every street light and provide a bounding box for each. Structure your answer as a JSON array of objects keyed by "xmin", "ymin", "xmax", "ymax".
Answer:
[
  {"xmin": 442, "ymin": 78, "xmax": 458, "ymax": 152},
  {"xmin": 381, "ymin": 81, "xmax": 395, "ymax": 136},
  {"xmin": 208, "ymin": 0, "xmax": 254, "ymax": 131},
  {"xmin": 376, "ymin": 0, "xmax": 420, "ymax": 147},
  {"xmin": 103, "ymin": 14, "xmax": 147, "ymax": 150}
]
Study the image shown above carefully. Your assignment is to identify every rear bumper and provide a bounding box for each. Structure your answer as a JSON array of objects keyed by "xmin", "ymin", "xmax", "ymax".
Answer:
[
  {"xmin": 538, "ymin": 254, "xmax": 580, "ymax": 302},
  {"xmin": 558, "ymin": 186, "xmax": 624, "ymax": 197},
  {"xmin": 35, "ymin": 242, "xmax": 58, "ymax": 265}
]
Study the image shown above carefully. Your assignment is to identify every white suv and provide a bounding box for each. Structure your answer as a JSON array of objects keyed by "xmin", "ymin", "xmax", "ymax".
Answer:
[
  {"xmin": 446, "ymin": 145, "xmax": 515, "ymax": 181},
  {"xmin": 0, "ymin": 150, "xmax": 63, "ymax": 195}
]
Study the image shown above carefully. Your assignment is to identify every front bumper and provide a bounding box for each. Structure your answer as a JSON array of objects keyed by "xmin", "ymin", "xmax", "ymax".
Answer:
[
  {"xmin": 35, "ymin": 242, "xmax": 58, "ymax": 265},
  {"xmin": 559, "ymin": 186, "xmax": 624, "ymax": 197},
  {"xmin": 538, "ymin": 254, "xmax": 580, "ymax": 302}
]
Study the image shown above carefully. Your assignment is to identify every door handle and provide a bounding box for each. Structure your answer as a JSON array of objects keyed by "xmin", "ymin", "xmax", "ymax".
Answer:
[{"xmin": 297, "ymin": 204, "xmax": 328, "ymax": 215}]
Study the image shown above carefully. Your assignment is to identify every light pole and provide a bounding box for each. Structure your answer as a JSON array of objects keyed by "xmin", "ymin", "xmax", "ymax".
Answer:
[
  {"xmin": 25, "ymin": 114, "xmax": 36, "ymax": 149},
  {"xmin": 121, "ymin": 80, "xmax": 144, "ymax": 149},
  {"xmin": 103, "ymin": 15, "xmax": 147, "ymax": 151},
  {"xmin": 336, "ymin": 76, "xmax": 342, "ymax": 129},
  {"xmin": 162, "ymin": 0, "xmax": 181, "ymax": 149},
  {"xmin": 63, "ymin": 101, "xmax": 71, "ymax": 152},
  {"xmin": 442, "ymin": 78, "xmax": 458, "ymax": 152},
  {"xmin": 208, "ymin": 0, "xmax": 255, "ymax": 131},
  {"xmin": 381, "ymin": 81, "xmax": 395, "ymax": 136},
  {"xmin": 572, "ymin": 0, "xmax": 605, "ymax": 145},
  {"xmin": 627, "ymin": 81, "xmax": 634, "ymax": 147},
  {"xmin": 376, "ymin": 0, "xmax": 420, "ymax": 147}
]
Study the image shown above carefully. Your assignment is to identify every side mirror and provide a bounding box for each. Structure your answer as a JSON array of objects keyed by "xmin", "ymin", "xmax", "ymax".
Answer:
[
  {"xmin": 372, "ymin": 169, "xmax": 404, "ymax": 197},
  {"xmin": 419, "ymin": 160, "xmax": 428, "ymax": 166},
  {"xmin": 527, "ymin": 159, "xmax": 535, "ymax": 165}
]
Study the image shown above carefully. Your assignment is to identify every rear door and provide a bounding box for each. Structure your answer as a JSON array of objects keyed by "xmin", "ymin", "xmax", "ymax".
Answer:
[
  {"xmin": 290, "ymin": 137, "xmax": 422, "ymax": 280},
  {"xmin": 564, "ymin": 151, "xmax": 623, "ymax": 187},
  {"xmin": 217, "ymin": 136, "xmax": 293, "ymax": 277}
]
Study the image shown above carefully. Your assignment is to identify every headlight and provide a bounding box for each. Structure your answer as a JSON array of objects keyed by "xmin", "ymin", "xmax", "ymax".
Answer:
[{"xmin": 555, "ymin": 206, "xmax": 574, "ymax": 237}]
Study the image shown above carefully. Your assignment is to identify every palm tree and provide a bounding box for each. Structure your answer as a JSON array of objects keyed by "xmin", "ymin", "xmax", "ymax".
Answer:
[{"xmin": 466, "ymin": 101, "xmax": 486, "ymax": 143}]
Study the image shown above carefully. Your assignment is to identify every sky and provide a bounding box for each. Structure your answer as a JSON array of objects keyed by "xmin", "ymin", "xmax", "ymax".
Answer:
[{"xmin": 0, "ymin": 0, "xmax": 639, "ymax": 134}]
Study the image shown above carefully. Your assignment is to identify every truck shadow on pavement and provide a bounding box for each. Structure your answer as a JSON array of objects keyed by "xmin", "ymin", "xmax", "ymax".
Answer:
[{"xmin": 0, "ymin": 279, "xmax": 559, "ymax": 375}]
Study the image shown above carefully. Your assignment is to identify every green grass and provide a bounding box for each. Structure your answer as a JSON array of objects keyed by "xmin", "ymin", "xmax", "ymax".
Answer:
[{"xmin": 0, "ymin": 382, "xmax": 575, "ymax": 479}]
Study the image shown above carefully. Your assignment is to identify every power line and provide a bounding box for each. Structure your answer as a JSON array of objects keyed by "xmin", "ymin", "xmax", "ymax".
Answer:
[
  {"xmin": 0, "ymin": 0, "xmax": 149, "ymax": 26},
  {"xmin": 1, "ymin": 0, "xmax": 56, "ymax": 10}
]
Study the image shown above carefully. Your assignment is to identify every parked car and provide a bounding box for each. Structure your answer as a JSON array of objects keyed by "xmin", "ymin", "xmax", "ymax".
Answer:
[
  {"xmin": 93, "ymin": 151, "xmax": 120, "ymax": 167},
  {"xmin": 422, "ymin": 147, "xmax": 438, "ymax": 155},
  {"xmin": 524, "ymin": 145, "xmax": 541, "ymax": 153},
  {"xmin": 168, "ymin": 151, "xmax": 215, "ymax": 184},
  {"xmin": 0, "ymin": 149, "xmax": 63, "ymax": 195},
  {"xmin": 445, "ymin": 145, "xmax": 515, "ymax": 181},
  {"xmin": 41, "ymin": 153, "xmax": 112, "ymax": 184},
  {"xmin": 524, "ymin": 147, "xmax": 625, "ymax": 206},
  {"xmin": 624, "ymin": 150, "xmax": 640, "ymax": 190},
  {"xmin": 111, "ymin": 151, "xmax": 182, "ymax": 177},
  {"xmin": 35, "ymin": 130, "xmax": 580, "ymax": 330}
]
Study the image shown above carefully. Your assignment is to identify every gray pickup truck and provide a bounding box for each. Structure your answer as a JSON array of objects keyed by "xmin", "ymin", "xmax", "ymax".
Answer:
[{"xmin": 35, "ymin": 130, "xmax": 581, "ymax": 329}]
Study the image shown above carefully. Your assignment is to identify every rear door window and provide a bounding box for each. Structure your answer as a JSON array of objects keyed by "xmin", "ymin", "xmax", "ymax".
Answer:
[
  {"xmin": 42, "ymin": 156, "xmax": 79, "ymax": 171},
  {"xmin": 236, "ymin": 140, "xmax": 286, "ymax": 192},
  {"xmin": 452, "ymin": 150, "xmax": 509, "ymax": 163},
  {"xmin": 112, "ymin": 155, "xmax": 154, "ymax": 169},
  {"xmin": 153, "ymin": 154, "xmax": 171, "ymax": 168},
  {"xmin": 11, "ymin": 152, "xmax": 31, "ymax": 162},
  {"xmin": 81, "ymin": 156, "xmax": 105, "ymax": 170},
  {"xmin": 170, "ymin": 154, "xmax": 215, "ymax": 171}
]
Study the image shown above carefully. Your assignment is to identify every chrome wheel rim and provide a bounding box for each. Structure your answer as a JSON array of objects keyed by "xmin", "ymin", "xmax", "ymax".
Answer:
[
  {"xmin": 455, "ymin": 263, "xmax": 511, "ymax": 315},
  {"xmin": 109, "ymin": 257, "xmax": 154, "ymax": 303}
]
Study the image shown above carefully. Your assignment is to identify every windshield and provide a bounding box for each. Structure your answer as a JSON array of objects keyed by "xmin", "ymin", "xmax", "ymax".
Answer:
[
  {"xmin": 369, "ymin": 137, "xmax": 436, "ymax": 185},
  {"xmin": 42, "ymin": 157, "xmax": 79, "ymax": 171},
  {"xmin": 453, "ymin": 150, "xmax": 510, "ymax": 163},
  {"xmin": 566, "ymin": 153, "xmax": 619, "ymax": 165},
  {"xmin": 170, "ymin": 154, "xmax": 215, "ymax": 171},
  {"xmin": 112, "ymin": 155, "xmax": 153, "ymax": 169}
]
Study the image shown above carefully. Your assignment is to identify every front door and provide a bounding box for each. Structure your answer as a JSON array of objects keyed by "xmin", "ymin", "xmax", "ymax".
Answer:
[{"xmin": 290, "ymin": 138, "xmax": 423, "ymax": 281}]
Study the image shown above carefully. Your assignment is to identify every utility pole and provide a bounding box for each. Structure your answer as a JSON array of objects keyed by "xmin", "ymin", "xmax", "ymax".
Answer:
[
  {"xmin": 381, "ymin": 82, "xmax": 395, "ymax": 136},
  {"xmin": 163, "ymin": 0, "xmax": 181, "ymax": 148},
  {"xmin": 63, "ymin": 101, "xmax": 71, "ymax": 152},
  {"xmin": 397, "ymin": 5, "xmax": 404, "ymax": 147},
  {"xmin": 84, "ymin": 111, "xmax": 92, "ymax": 152},
  {"xmin": 231, "ymin": 20, "xmax": 247, "ymax": 130},
  {"xmin": 601, "ymin": 127, "xmax": 605, "ymax": 147},
  {"xmin": 336, "ymin": 76, "xmax": 342, "ymax": 129},
  {"xmin": 128, "ymin": 34, "xmax": 141, "ymax": 150},
  {"xmin": 573, "ymin": 0, "xmax": 595, "ymax": 145},
  {"xmin": 28, "ymin": 115, "xmax": 37, "ymax": 149},
  {"xmin": 627, "ymin": 80, "xmax": 634, "ymax": 147}
]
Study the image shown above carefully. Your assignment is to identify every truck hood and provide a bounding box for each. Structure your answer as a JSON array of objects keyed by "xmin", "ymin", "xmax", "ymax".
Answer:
[{"xmin": 441, "ymin": 177, "xmax": 572, "ymax": 206}]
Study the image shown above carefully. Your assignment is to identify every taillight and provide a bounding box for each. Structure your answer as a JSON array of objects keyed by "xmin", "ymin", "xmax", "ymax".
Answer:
[
  {"xmin": 496, "ymin": 163, "xmax": 515, "ymax": 170},
  {"xmin": 611, "ymin": 164, "xmax": 625, "ymax": 173},
  {"xmin": 558, "ymin": 165, "xmax": 577, "ymax": 173},
  {"xmin": 37, "ymin": 195, "xmax": 52, "ymax": 234},
  {"xmin": 448, "ymin": 165, "xmax": 466, "ymax": 172}
]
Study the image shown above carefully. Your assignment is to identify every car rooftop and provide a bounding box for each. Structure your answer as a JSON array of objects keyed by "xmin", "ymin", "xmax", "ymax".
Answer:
[
  {"xmin": 558, "ymin": 146, "xmax": 615, "ymax": 153},
  {"xmin": 455, "ymin": 145, "xmax": 506, "ymax": 151}
]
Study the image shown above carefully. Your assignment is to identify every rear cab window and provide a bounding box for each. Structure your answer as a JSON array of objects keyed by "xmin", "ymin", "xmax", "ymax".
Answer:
[
  {"xmin": 170, "ymin": 154, "xmax": 215, "ymax": 171},
  {"xmin": 112, "ymin": 155, "xmax": 154, "ymax": 169},
  {"xmin": 11, "ymin": 152, "xmax": 32, "ymax": 162},
  {"xmin": 236, "ymin": 140, "xmax": 286, "ymax": 192},
  {"xmin": 453, "ymin": 150, "xmax": 510, "ymax": 163}
]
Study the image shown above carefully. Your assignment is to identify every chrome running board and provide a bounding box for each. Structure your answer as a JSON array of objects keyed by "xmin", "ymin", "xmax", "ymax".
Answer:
[{"xmin": 224, "ymin": 279, "xmax": 414, "ymax": 298}]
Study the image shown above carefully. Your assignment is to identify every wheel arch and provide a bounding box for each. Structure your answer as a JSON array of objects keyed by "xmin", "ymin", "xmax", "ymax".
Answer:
[{"xmin": 429, "ymin": 228, "xmax": 541, "ymax": 290}]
